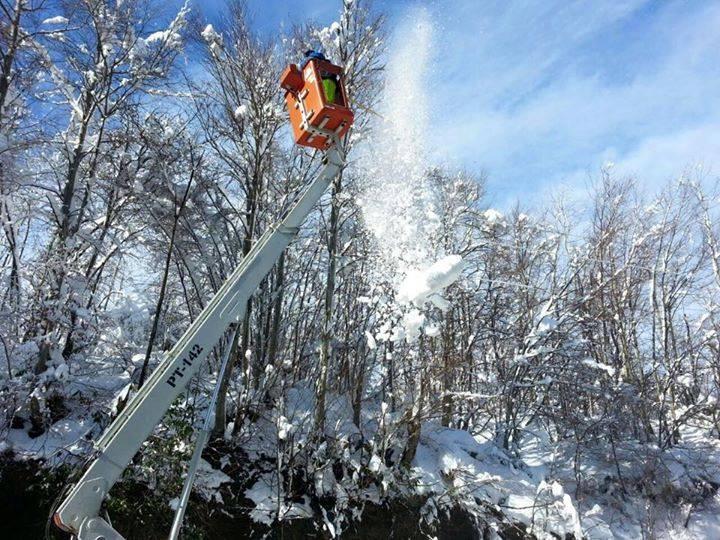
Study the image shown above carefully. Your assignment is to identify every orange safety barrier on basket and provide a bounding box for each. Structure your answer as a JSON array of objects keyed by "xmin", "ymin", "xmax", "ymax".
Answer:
[{"xmin": 280, "ymin": 59, "xmax": 354, "ymax": 150}]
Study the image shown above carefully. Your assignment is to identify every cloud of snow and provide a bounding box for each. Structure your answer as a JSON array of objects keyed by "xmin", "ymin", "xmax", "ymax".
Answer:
[
  {"xmin": 358, "ymin": 7, "xmax": 439, "ymax": 282},
  {"xmin": 357, "ymin": 8, "xmax": 467, "ymax": 342}
]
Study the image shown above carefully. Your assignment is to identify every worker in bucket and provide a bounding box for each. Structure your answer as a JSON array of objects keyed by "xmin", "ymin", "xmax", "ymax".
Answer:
[
  {"xmin": 301, "ymin": 49, "xmax": 326, "ymax": 67},
  {"xmin": 302, "ymin": 49, "xmax": 339, "ymax": 104}
]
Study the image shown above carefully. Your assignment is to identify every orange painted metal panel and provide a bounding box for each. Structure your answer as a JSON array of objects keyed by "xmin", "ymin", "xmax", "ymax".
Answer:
[{"xmin": 281, "ymin": 59, "xmax": 354, "ymax": 150}]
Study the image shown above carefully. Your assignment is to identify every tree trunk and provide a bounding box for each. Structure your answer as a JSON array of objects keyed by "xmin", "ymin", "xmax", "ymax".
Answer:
[
  {"xmin": 267, "ymin": 253, "xmax": 285, "ymax": 366},
  {"xmin": 0, "ymin": 0, "xmax": 23, "ymax": 126},
  {"xmin": 212, "ymin": 325, "xmax": 240, "ymax": 437},
  {"xmin": 138, "ymin": 217, "xmax": 179, "ymax": 387},
  {"xmin": 138, "ymin": 175, "xmax": 194, "ymax": 386},
  {"xmin": 314, "ymin": 173, "xmax": 342, "ymax": 437},
  {"xmin": 0, "ymin": 186, "xmax": 21, "ymax": 319}
]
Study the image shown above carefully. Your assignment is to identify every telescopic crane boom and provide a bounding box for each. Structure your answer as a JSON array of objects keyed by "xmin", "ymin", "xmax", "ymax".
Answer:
[{"xmin": 54, "ymin": 56, "xmax": 353, "ymax": 540}]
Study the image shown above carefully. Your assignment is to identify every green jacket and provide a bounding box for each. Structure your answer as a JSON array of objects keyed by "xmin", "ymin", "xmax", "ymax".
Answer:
[{"xmin": 322, "ymin": 78, "xmax": 337, "ymax": 104}]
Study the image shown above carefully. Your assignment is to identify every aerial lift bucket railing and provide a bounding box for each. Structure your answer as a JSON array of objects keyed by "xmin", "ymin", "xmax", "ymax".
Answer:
[
  {"xmin": 280, "ymin": 58, "xmax": 354, "ymax": 150},
  {"xmin": 52, "ymin": 56, "xmax": 352, "ymax": 540}
]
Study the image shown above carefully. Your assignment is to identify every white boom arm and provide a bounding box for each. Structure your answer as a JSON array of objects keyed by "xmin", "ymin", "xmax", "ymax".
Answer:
[{"xmin": 54, "ymin": 144, "xmax": 344, "ymax": 540}]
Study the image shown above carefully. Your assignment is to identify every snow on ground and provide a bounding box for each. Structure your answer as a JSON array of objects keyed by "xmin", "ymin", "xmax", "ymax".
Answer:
[
  {"xmin": 411, "ymin": 424, "xmax": 588, "ymax": 539},
  {"xmin": 244, "ymin": 473, "xmax": 313, "ymax": 526},
  {"xmin": 5, "ymin": 364, "xmax": 720, "ymax": 538},
  {"xmin": 4, "ymin": 417, "xmax": 93, "ymax": 461},
  {"xmin": 3, "ymin": 351, "xmax": 137, "ymax": 462},
  {"xmin": 232, "ymin": 381, "xmax": 702, "ymax": 538},
  {"xmin": 194, "ymin": 458, "xmax": 232, "ymax": 503},
  {"xmin": 672, "ymin": 493, "xmax": 720, "ymax": 539},
  {"xmin": 404, "ymin": 419, "xmax": 720, "ymax": 539}
]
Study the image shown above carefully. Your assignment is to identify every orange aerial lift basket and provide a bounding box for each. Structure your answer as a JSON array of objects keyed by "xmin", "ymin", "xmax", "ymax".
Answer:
[{"xmin": 280, "ymin": 58, "xmax": 354, "ymax": 150}]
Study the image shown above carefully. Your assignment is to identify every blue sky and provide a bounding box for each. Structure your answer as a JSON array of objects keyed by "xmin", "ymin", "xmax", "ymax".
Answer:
[{"xmin": 195, "ymin": 0, "xmax": 720, "ymax": 207}]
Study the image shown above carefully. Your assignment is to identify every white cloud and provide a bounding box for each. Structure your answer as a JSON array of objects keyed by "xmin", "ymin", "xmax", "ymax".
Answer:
[
  {"xmin": 595, "ymin": 123, "xmax": 720, "ymax": 183},
  {"xmin": 413, "ymin": 0, "xmax": 720, "ymax": 204}
]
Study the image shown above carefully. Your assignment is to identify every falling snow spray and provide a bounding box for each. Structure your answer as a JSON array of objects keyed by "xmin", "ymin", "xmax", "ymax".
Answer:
[
  {"xmin": 359, "ymin": 7, "xmax": 464, "ymax": 341},
  {"xmin": 360, "ymin": 8, "xmax": 437, "ymax": 276}
]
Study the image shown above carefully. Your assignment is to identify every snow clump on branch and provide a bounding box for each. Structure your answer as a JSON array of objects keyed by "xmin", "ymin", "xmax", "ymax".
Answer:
[{"xmin": 397, "ymin": 254, "xmax": 465, "ymax": 307}]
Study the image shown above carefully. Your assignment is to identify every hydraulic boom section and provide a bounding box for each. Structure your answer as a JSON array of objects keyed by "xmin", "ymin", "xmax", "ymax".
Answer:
[
  {"xmin": 53, "ymin": 56, "xmax": 350, "ymax": 538},
  {"xmin": 54, "ymin": 146, "xmax": 344, "ymax": 539}
]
